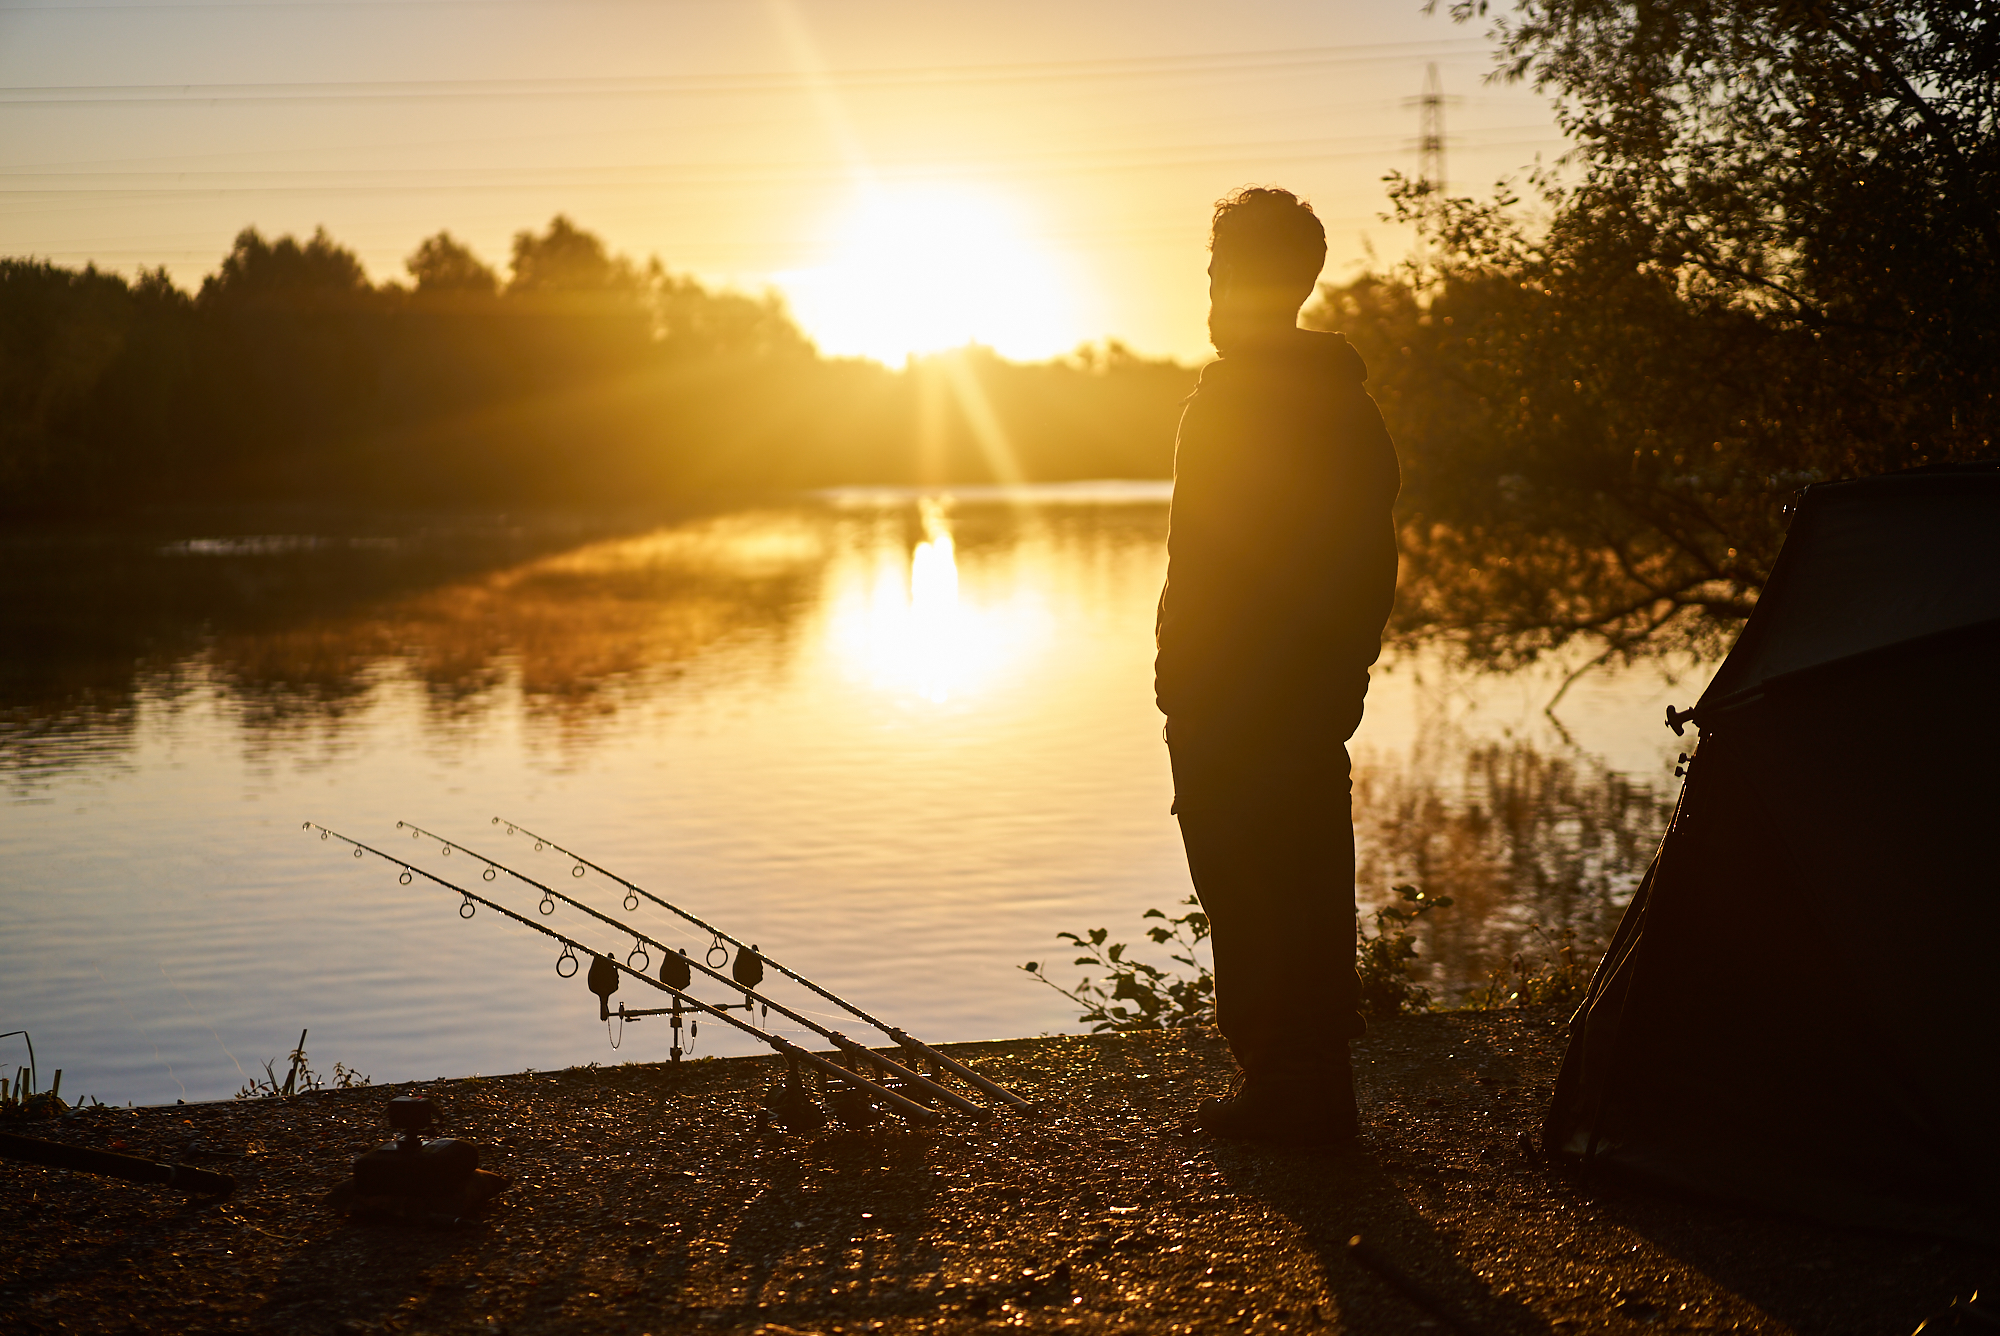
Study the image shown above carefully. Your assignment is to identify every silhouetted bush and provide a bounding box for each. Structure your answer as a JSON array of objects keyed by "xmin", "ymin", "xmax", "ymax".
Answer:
[{"xmin": 1023, "ymin": 884, "xmax": 1458, "ymax": 1030}]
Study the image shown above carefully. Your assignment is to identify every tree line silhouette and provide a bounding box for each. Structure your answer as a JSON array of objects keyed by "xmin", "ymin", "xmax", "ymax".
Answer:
[{"xmin": 0, "ymin": 216, "xmax": 1192, "ymax": 515}]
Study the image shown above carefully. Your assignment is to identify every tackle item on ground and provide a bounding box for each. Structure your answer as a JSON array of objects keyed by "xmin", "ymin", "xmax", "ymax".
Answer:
[
  {"xmin": 328, "ymin": 1094, "xmax": 507, "ymax": 1226},
  {"xmin": 1547, "ymin": 464, "xmax": 2000, "ymax": 1245},
  {"xmin": 306, "ymin": 823, "xmax": 1023, "ymax": 1130},
  {"xmin": 0, "ymin": 1130, "xmax": 235, "ymax": 1196},
  {"xmin": 759, "ymin": 1055, "xmax": 831, "ymax": 1134}
]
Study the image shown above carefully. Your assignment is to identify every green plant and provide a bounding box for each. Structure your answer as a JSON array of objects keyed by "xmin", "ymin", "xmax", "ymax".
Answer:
[
  {"xmin": 1, "ymin": 1065, "xmax": 66, "ymax": 1120},
  {"xmin": 1027, "ymin": 884, "xmax": 1456, "ymax": 1032},
  {"xmin": 1022, "ymin": 896, "xmax": 1215, "ymax": 1032},
  {"xmin": 234, "ymin": 1030, "xmax": 370, "ymax": 1099},
  {"xmin": 1464, "ymin": 925, "xmax": 1592, "ymax": 1012},
  {"xmin": 1356, "ymin": 884, "xmax": 1454, "ymax": 1018}
]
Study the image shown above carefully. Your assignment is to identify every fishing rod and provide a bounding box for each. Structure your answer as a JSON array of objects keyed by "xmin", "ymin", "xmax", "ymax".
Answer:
[
  {"xmin": 493, "ymin": 816, "xmax": 1031, "ymax": 1109},
  {"xmin": 302, "ymin": 823, "xmax": 942, "ymax": 1126},
  {"xmin": 392, "ymin": 821, "xmax": 991, "ymax": 1119}
]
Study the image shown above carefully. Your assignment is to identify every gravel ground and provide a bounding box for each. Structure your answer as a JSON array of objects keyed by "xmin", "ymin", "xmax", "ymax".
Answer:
[{"xmin": 1, "ymin": 1006, "xmax": 1987, "ymax": 1335}]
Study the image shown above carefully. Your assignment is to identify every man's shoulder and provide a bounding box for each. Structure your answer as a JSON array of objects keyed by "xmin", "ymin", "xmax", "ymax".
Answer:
[
  {"xmin": 1293, "ymin": 329, "xmax": 1370, "ymax": 387},
  {"xmin": 1194, "ymin": 331, "xmax": 1370, "ymax": 393}
]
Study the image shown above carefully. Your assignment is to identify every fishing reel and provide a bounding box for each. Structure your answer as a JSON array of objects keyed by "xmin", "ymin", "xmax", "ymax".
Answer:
[{"xmin": 584, "ymin": 944, "xmax": 766, "ymax": 1065}]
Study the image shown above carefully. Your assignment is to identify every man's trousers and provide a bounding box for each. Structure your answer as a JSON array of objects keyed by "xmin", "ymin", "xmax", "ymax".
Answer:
[{"xmin": 1169, "ymin": 717, "xmax": 1363, "ymax": 1069}]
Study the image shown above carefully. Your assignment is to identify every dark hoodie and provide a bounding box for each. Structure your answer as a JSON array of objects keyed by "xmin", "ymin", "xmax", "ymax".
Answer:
[{"xmin": 1154, "ymin": 329, "xmax": 1400, "ymax": 743}]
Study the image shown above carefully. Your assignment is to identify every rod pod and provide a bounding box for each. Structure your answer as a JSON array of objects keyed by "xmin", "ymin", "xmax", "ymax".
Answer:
[
  {"xmin": 306, "ymin": 825, "xmax": 944, "ymax": 1126},
  {"xmin": 396, "ymin": 823, "xmax": 991, "ymax": 1119},
  {"xmin": 495, "ymin": 818, "xmax": 1030, "ymax": 1109}
]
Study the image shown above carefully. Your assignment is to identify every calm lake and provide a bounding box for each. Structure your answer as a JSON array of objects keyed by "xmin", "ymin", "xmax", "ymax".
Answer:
[{"xmin": 1, "ymin": 486, "xmax": 1704, "ymax": 1107}]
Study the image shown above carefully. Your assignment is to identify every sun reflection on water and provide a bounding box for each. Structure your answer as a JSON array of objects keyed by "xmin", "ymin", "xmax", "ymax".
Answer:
[{"xmin": 831, "ymin": 498, "xmax": 1049, "ymax": 704}]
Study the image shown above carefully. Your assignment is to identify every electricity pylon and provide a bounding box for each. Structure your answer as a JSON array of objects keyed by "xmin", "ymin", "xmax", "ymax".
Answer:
[{"xmin": 1411, "ymin": 62, "xmax": 1450, "ymax": 196}]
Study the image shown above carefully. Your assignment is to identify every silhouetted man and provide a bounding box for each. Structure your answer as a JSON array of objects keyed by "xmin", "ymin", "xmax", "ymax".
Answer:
[{"xmin": 1156, "ymin": 187, "xmax": 1400, "ymax": 1143}]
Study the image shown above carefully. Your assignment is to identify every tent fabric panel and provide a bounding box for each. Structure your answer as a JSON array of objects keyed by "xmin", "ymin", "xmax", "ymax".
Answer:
[
  {"xmin": 1543, "ymin": 836, "xmax": 1661, "ymax": 1159},
  {"xmin": 1593, "ymin": 724, "xmax": 1948, "ymax": 1204},
  {"xmin": 1698, "ymin": 473, "xmax": 2000, "ymax": 709},
  {"xmin": 1546, "ymin": 623, "xmax": 2000, "ymax": 1239},
  {"xmin": 1736, "ymin": 621, "xmax": 2000, "ymax": 1193}
]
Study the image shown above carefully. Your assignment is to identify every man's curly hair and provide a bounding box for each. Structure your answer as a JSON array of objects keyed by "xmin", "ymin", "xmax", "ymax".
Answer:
[{"xmin": 1209, "ymin": 187, "xmax": 1327, "ymax": 288}]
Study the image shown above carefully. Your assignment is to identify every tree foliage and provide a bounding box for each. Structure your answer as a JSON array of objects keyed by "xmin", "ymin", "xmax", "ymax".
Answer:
[
  {"xmin": 0, "ymin": 260, "xmax": 193, "ymax": 501},
  {"xmin": 1, "ymin": 218, "xmax": 1191, "ymax": 515},
  {"xmin": 406, "ymin": 231, "xmax": 499, "ymax": 296},
  {"xmin": 1314, "ymin": 0, "xmax": 1997, "ymax": 662}
]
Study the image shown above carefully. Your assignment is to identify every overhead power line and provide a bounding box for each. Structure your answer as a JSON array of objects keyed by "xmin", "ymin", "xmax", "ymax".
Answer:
[
  {"xmin": 0, "ymin": 124, "xmax": 1562, "ymax": 189},
  {"xmin": 0, "ymin": 138, "xmax": 1568, "ymax": 200},
  {"xmin": 0, "ymin": 38, "xmax": 1496, "ymax": 105}
]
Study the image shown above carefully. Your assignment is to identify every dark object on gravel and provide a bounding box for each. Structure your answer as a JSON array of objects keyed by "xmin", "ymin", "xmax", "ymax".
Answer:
[
  {"xmin": 351, "ymin": 1095, "xmax": 479, "ymax": 1197},
  {"xmin": 1549, "ymin": 465, "xmax": 2000, "ymax": 1243},
  {"xmin": 0, "ymin": 1129, "xmax": 234, "ymax": 1195},
  {"xmin": 326, "ymin": 1167, "xmax": 510, "ymax": 1226},
  {"xmin": 329, "ymin": 1093, "xmax": 508, "ymax": 1225},
  {"xmin": 758, "ymin": 1057, "xmax": 831, "ymax": 1133}
]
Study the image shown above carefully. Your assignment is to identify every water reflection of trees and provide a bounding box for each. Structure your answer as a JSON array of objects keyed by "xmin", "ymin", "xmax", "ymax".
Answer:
[
  {"xmin": 1354, "ymin": 734, "xmax": 1672, "ymax": 1004},
  {"xmin": 0, "ymin": 511, "xmax": 827, "ymax": 781},
  {"xmin": 204, "ymin": 516, "xmax": 826, "ymax": 739},
  {"xmin": 0, "ymin": 500, "xmax": 1168, "ymax": 783}
]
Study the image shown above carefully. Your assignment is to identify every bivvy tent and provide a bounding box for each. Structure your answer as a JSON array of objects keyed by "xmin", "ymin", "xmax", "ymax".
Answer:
[{"xmin": 1543, "ymin": 463, "xmax": 2000, "ymax": 1242}]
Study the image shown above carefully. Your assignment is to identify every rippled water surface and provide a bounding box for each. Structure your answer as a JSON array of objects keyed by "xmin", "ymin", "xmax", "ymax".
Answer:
[{"xmin": 1, "ymin": 487, "xmax": 1704, "ymax": 1105}]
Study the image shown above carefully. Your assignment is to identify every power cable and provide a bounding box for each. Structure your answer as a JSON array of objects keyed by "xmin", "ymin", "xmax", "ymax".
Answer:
[
  {"xmin": 0, "ymin": 39, "xmax": 1496, "ymax": 104},
  {"xmin": 0, "ymin": 125, "xmax": 1562, "ymax": 191}
]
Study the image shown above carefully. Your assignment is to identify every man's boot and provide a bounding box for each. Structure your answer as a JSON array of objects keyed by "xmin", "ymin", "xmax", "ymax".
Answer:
[{"xmin": 1195, "ymin": 1049, "xmax": 1358, "ymax": 1145}]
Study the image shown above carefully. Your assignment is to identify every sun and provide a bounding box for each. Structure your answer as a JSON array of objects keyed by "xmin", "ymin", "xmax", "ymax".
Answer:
[{"xmin": 780, "ymin": 183, "xmax": 1083, "ymax": 364}]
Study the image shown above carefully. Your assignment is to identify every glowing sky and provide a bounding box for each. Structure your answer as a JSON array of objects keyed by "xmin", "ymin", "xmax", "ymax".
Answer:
[{"xmin": 0, "ymin": 0, "xmax": 1569, "ymax": 362}]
